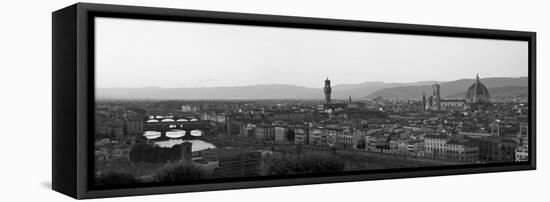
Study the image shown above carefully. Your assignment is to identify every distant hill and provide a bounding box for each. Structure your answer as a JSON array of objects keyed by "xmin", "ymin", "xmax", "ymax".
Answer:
[
  {"xmin": 329, "ymin": 81, "xmax": 435, "ymax": 100},
  {"xmin": 97, "ymin": 80, "xmax": 433, "ymax": 100},
  {"xmin": 366, "ymin": 77, "xmax": 528, "ymax": 99},
  {"xmin": 97, "ymin": 77, "xmax": 527, "ymax": 100},
  {"xmin": 98, "ymin": 84, "xmax": 319, "ymax": 100},
  {"xmin": 448, "ymin": 86, "xmax": 528, "ymax": 98}
]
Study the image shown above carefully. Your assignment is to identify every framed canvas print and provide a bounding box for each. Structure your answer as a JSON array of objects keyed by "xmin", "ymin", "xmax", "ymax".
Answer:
[{"xmin": 52, "ymin": 3, "xmax": 536, "ymax": 199}]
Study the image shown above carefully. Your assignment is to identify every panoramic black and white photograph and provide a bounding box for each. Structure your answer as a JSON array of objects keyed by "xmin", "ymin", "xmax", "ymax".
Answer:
[{"xmin": 93, "ymin": 17, "xmax": 530, "ymax": 186}]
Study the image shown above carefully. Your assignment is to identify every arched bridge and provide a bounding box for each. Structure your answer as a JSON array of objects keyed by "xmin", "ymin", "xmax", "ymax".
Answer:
[
  {"xmin": 144, "ymin": 116, "xmax": 215, "ymax": 140},
  {"xmin": 146, "ymin": 115, "xmax": 201, "ymax": 122}
]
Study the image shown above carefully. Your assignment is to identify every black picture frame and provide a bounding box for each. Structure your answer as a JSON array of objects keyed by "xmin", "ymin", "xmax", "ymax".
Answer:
[{"xmin": 52, "ymin": 3, "xmax": 536, "ymax": 199}]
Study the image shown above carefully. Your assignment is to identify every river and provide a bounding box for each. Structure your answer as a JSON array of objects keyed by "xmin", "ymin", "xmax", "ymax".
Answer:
[{"xmin": 143, "ymin": 130, "xmax": 216, "ymax": 152}]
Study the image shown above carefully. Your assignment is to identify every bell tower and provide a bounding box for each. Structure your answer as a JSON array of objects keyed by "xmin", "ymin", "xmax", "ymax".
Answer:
[
  {"xmin": 422, "ymin": 92, "xmax": 426, "ymax": 111},
  {"xmin": 324, "ymin": 77, "xmax": 332, "ymax": 104},
  {"xmin": 432, "ymin": 83, "xmax": 441, "ymax": 111}
]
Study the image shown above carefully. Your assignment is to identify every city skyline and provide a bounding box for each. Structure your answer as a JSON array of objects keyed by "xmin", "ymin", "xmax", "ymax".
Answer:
[
  {"xmin": 96, "ymin": 17, "xmax": 528, "ymax": 89},
  {"xmin": 94, "ymin": 71, "xmax": 530, "ymax": 186}
]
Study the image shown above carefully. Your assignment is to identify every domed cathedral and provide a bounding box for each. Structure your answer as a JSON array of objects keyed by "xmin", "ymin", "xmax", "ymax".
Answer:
[
  {"xmin": 465, "ymin": 74, "xmax": 491, "ymax": 109},
  {"xmin": 422, "ymin": 74, "xmax": 491, "ymax": 112}
]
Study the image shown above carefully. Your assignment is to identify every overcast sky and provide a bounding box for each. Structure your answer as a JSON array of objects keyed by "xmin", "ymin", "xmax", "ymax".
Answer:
[{"xmin": 95, "ymin": 17, "xmax": 528, "ymax": 89}]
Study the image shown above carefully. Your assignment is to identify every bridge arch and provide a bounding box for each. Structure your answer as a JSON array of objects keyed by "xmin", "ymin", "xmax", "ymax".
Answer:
[
  {"xmin": 143, "ymin": 117, "xmax": 211, "ymax": 140},
  {"xmin": 190, "ymin": 129, "xmax": 203, "ymax": 136},
  {"xmin": 166, "ymin": 130, "xmax": 186, "ymax": 138},
  {"xmin": 143, "ymin": 131, "xmax": 161, "ymax": 139}
]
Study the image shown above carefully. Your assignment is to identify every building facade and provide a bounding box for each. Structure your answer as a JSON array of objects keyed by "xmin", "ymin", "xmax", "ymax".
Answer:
[
  {"xmin": 445, "ymin": 141, "xmax": 479, "ymax": 162},
  {"xmin": 274, "ymin": 126, "xmax": 288, "ymax": 143},
  {"xmin": 336, "ymin": 127, "xmax": 353, "ymax": 150},
  {"xmin": 308, "ymin": 128, "xmax": 324, "ymax": 146},
  {"xmin": 469, "ymin": 136, "xmax": 517, "ymax": 162},
  {"xmin": 515, "ymin": 145, "xmax": 529, "ymax": 162},
  {"xmin": 365, "ymin": 134, "xmax": 389, "ymax": 151},
  {"xmin": 294, "ymin": 127, "xmax": 309, "ymax": 145},
  {"xmin": 440, "ymin": 99, "xmax": 466, "ymax": 110},
  {"xmin": 424, "ymin": 135, "xmax": 449, "ymax": 159},
  {"xmin": 254, "ymin": 125, "xmax": 275, "ymax": 141}
]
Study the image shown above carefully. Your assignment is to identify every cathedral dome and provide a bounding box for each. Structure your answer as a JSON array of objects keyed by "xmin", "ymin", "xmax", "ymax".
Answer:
[{"xmin": 465, "ymin": 74, "xmax": 490, "ymax": 103}]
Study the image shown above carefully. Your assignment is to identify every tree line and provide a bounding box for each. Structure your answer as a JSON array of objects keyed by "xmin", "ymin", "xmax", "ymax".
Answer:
[{"xmin": 129, "ymin": 144, "xmax": 184, "ymax": 164}]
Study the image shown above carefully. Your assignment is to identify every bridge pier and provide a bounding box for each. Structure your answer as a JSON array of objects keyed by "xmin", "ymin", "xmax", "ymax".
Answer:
[
  {"xmin": 154, "ymin": 131, "xmax": 169, "ymax": 141},
  {"xmin": 185, "ymin": 129, "xmax": 192, "ymax": 137}
]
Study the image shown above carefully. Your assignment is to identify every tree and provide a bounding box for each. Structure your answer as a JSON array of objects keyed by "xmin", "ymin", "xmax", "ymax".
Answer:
[
  {"xmin": 96, "ymin": 172, "xmax": 137, "ymax": 185},
  {"xmin": 129, "ymin": 144, "xmax": 182, "ymax": 164},
  {"xmin": 267, "ymin": 153, "xmax": 345, "ymax": 175},
  {"xmin": 155, "ymin": 163, "xmax": 207, "ymax": 182}
]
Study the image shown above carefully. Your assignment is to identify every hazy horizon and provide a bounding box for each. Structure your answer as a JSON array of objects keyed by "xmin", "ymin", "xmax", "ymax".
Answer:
[
  {"xmin": 96, "ymin": 75, "xmax": 527, "ymax": 89},
  {"xmin": 96, "ymin": 17, "xmax": 528, "ymax": 89}
]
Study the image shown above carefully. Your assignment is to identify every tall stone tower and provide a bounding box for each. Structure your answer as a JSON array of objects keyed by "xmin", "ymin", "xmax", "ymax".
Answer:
[
  {"xmin": 428, "ymin": 96, "xmax": 433, "ymax": 109},
  {"xmin": 432, "ymin": 83, "xmax": 441, "ymax": 111},
  {"xmin": 324, "ymin": 77, "xmax": 332, "ymax": 104},
  {"xmin": 422, "ymin": 92, "xmax": 426, "ymax": 112}
]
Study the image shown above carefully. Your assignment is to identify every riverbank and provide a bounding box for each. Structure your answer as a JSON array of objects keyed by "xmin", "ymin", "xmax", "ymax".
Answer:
[{"xmin": 204, "ymin": 135, "xmax": 465, "ymax": 171}]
